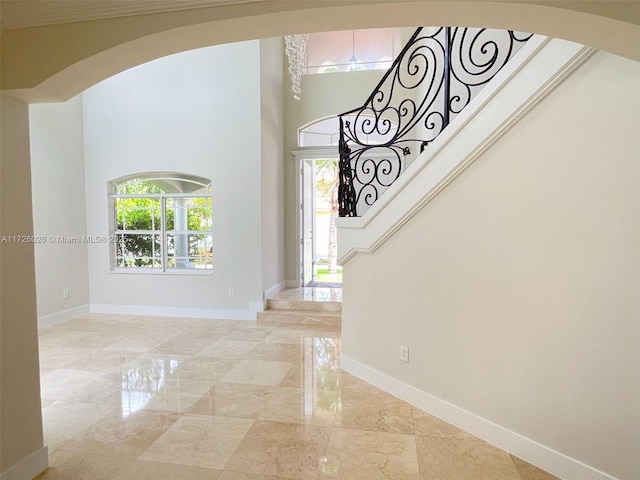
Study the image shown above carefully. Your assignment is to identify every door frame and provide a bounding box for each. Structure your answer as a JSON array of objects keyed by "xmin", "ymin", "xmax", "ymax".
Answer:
[{"xmin": 292, "ymin": 147, "xmax": 339, "ymax": 287}]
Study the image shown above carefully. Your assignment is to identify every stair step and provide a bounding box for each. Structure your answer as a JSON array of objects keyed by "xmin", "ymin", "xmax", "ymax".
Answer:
[
  {"xmin": 266, "ymin": 299, "xmax": 341, "ymax": 312},
  {"xmin": 257, "ymin": 309, "xmax": 341, "ymax": 329}
]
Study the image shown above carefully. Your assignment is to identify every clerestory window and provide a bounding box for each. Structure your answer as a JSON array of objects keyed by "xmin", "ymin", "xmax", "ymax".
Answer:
[
  {"xmin": 306, "ymin": 28, "xmax": 402, "ymax": 74},
  {"xmin": 109, "ymin": 173, "xmax": 212, "ymax": 272}
]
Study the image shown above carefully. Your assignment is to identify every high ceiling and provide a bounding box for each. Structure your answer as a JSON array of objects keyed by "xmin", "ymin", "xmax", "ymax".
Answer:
[{"xmin": 0, "ymin": 0, "xmax": 265, "ymax": 29}]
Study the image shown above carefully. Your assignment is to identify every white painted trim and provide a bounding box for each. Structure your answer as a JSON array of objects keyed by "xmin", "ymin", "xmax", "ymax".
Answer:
[
  {"xmin": 293, "ymin": 151, "xmax": 341, "ymax": 288},
  {"xmin": 341, "ymin": 355, "xmax": 619, "ymax": 480},
  {"xmin": 2, "ymin": 0, "xmax": 259, "ymax": 29},
  {"xmin": 291, "ymin": 147, "xmax": 339, "ymax": 160},
  {"xmin": 1, "ymin": 446, "xmax": 48, "ymax": 480},
  {"xmin": 90, "ymin": 304, "xmax": 256, "ymax": 321},
  {"xmin": 37, "ymin": 304, "xmax": 90, "ymax": 329},
  {"xmin": 264, "ymin": 281, "xmax": 286, "ymax": 299},
  {"xmin": 37, "ymin": 301, "xmax": 267, "ymax": 326},
  {"xmin": 337, "ymin": 36, "xmax": 596, "ymax": 265}
]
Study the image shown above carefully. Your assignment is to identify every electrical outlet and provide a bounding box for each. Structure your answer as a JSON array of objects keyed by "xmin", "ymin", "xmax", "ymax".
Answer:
[
  {"xmin": 400, "ymin": 345, "xmax": 409, "ymax": 363},
  {"xmin": 228, "ymin": 289, "xmax": 235, "ymax": 298},
  {"xmin": 62, "ymin": 288, "xmax": 69, "ymax": 300}
]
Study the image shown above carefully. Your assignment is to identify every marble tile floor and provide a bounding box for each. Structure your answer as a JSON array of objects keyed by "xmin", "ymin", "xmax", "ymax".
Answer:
[
  {"xmin": 271, "ymin": 287, "xmax": 342, "ymax": 304},
  {"xmin": 36, "ymin": 311, "xmax": 558, "ymax": 480}
]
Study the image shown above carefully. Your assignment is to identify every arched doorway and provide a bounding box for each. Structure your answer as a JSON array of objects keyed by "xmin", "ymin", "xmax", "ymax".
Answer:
[
  {"xmin": 2, "ymin": 1, "xmax": 639, "ymax": 102},
  {"xmin": 1, "ymin": 3, "xmax": 639, "ymax": 478}
]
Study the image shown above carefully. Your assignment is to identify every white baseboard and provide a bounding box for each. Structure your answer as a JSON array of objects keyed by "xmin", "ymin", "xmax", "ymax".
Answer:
[
  {"xmin": 340, "ymin": 355, "xmax": 619, "ymax": 480},
  {"xmin": 264, "ymin": 281, "xmax": 286, "ymax": 299},
  {"xmin": 1, "ymin": 446, "xmax": 48, "ymax": 480},
  {"xmin": 38, "ymin": 304, "xmax": 90, "ymax": 328},
  {"xmin": 90, "ymin": 303, "xmax": 257, "ymax": 321}
]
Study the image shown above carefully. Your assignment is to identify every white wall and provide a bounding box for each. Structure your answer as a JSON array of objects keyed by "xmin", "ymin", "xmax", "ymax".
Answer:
[
  {"xmin": 29, "ymin": 96, "xmax": 90, "ymax": 325},
  {"xmin": 259, "ymin": 38, "xmax": 286, "ymax": 295},
  {"xmin": 341, "ymin": 50, "xmax": 640, "ymax": 480},
  {"xmin": 1, "ymin": 94, "xmax": 47, "ymax": 479},
  {"xmin": 82, "ymin": 42, "xmax": 265, "ymax": 314}
]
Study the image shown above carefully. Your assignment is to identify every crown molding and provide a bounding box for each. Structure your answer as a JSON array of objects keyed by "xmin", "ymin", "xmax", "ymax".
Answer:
[{"xmin": 1, "ymin": 0, "xmax": 263, "ymax": 30}]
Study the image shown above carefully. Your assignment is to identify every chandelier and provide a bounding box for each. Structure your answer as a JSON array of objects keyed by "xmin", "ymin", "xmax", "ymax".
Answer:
[{"xmin": 284, "ymin": 34, "xmax": 310, "ymax": 101}]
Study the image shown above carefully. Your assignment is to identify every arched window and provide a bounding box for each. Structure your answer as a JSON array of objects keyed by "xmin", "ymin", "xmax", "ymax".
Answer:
[
  {"xmin": 298, "ymin": 115, "xmax": 399, "ymax": 147},
  {"xmin": 109, "ymin": 172, "xmax": 212, "ymax": 272}
]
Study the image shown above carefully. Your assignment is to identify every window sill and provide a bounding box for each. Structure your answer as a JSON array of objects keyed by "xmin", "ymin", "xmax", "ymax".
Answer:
[{"xmin": 110, "ymin": 267, "xmax": 213, "ymax": 276}]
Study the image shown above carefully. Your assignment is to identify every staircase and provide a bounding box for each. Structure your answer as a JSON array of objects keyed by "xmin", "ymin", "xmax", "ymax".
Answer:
[
  {"xmin": 337, "ymin": 37, "xmax": 594, "ymax": 265},
  {"xmin": 257, "ymin": 290, "xmax": 342, "ymax": 329},
  {"xmin": 337, "ymin": 27, "xmax": 533, "ymax": 218}
]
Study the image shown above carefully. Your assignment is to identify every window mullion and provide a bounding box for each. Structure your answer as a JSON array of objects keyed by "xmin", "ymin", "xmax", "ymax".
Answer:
[{"xmin": 161, "ymin": 195, "xmax": 167, "ymax": 272}]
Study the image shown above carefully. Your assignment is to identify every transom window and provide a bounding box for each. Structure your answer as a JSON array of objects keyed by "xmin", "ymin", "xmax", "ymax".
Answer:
[
  {"xmin": 306, "ymin": 28, "xmax": 403, "ymax": 74},
  {"xmin": 110, "ymin": 173, "xmax": 212, "ymax": 272}
]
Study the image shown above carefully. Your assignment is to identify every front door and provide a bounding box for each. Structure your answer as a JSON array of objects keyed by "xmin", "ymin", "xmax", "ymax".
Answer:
[{"xmin": 301, "ymin": 160, "xmax": 315, "ymax": 286}]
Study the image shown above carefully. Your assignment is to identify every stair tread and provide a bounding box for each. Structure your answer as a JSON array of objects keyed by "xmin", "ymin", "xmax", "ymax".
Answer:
[
  {"xmin": 260, "ymin": 308, "xmax": 341, "ymax": 316},
  {"xmin": 257, "ymin": 308, "xmax": 342, "ymax": 329},
  {"xmin": 265, "ymin": 300, "xmax": 342, "ymax": 314}
]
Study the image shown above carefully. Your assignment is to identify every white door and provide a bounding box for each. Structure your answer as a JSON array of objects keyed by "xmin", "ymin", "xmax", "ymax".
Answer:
[{"xmin": 301, "ymin": 160, "xmax": 315, "ymax": 286}]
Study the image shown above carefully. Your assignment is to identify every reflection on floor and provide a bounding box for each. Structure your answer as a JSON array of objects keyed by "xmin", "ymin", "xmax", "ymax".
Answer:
[
  {"xmin": 37, "ymin": 292, "xmax": 558, "ymax": 479},
  {"xmin": 304, "ymin": 281, "xmax": 343, "ymax": 289},
  {"xmin": 272, "ymin": 286, "xmax": 342, "ymax": 303}
]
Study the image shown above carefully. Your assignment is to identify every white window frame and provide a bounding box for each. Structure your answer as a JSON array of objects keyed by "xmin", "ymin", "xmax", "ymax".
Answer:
[{"xmin": 110, "ymin": 180, "xmax": 213, "ymax": 275}]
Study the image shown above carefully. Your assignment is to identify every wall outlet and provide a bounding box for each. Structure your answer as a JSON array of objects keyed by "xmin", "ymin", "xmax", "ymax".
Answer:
[
  {"xmin": 62, "ymin": 288, "xmax": 69, "ymax": 300},
  {"xmin": 400, "ymin": 345, "xmax": 409, "ymax": 363},
  {"xmin": 228, "ymin": 289, "xmax": 235, "ymax": 298}
]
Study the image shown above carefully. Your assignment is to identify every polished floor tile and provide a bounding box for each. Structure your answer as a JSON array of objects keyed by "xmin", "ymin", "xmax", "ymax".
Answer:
[
  {"xmin": 119, "ymin": 460, "xmax": 221, "ymax": 480},
  {"xmin": 334, "ymin": 388, "xmax": 415, "ymax": 434},
  {"xmin": 415, "ymin": 433, "xmax": 523, "ymax": 480},
  {"xmin": 188, "ymin": 383, "xmax": 277, "ymax": 418},
  {"xmin": 60, "ymin": 408, "xmax": 181, "ymax": 458},
  {"xmin": 139, "ymin": 414, "xmax": 254, "ymax": 469},
  {"xmin": 412, "ymin": 407, "xmax": 467, "ymax": 438},
  {"xmin": 510, "ymin": 456, "xmax": 560, "ymax": 480},
  {"xmin": 271, "ymin": 287, "xmax": 342, "ymax": 303},
  {"xmin": 216, "ymin": 472, "xmax": 285, "ymax": 480},
  {"xmin": 224, "ymin": 420, "xmax": 331, "ymax": 480},
  {"xmin": 246, "ymin": 343, "xmax": 306, "ymax": 363},
  {"xmin": 321, "ymin": 428, "xmax": 420, "ymax": 480},
  {"xmin": 42, "ymin": 400, "xmax": 116, "ymax": 452},
  {"xmin": 34, "ymin": 449, "xmax": 135, "ymax": 480},
  {"xmin": 40, "ymin": 368, "xmax": 103, "ymax": 401},
  {"xmin": 257, "ymin": 387, "xmax": 339, "ymax": 426},
  {"xmin": 37, "ymin": 291, "xmax": 559, "ymax": 480},
  {"xmin": 219, "ymin": 359, "xmax": 292, "ymax": 386},
  {"xmin": 197, "ymin": 339, "xmax": 261, "ymax": 358}
]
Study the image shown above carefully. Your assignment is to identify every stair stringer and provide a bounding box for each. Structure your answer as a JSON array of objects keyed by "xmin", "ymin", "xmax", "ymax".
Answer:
[{"xmin": 337, "ymin": 35, "xmax": 595, "ymax": 265}]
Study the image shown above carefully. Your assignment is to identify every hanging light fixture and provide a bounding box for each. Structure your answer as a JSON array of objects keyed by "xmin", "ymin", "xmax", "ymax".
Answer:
[
  {"xmin": 349, "ymin": 30, "xmax": 358, "ymax": 71},
  {"xmin": 284, "ymin": 34, "xmax": 310, "ymax": 101}
]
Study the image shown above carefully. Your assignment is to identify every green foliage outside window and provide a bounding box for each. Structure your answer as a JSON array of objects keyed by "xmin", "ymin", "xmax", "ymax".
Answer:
[{"xmin": 113, "ymin": 178, "xmax": 212, "ymax": 269}]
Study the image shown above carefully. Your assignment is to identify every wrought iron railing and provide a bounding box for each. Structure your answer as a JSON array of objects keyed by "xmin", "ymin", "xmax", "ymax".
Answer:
[{"xmin": 338, "ymin": 27, "xmax": 532, "ymax": 217}]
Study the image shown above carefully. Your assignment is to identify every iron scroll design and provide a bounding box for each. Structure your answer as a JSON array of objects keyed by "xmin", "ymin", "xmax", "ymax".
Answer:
[{"xmin": 338, "ymin": 27, "xmax": 532, "ymax": 217}]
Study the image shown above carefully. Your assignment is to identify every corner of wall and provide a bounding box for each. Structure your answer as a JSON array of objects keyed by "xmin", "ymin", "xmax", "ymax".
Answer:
[{"xmin": 0, "ymin": 446, "xmax": 48, "ymax": 480}]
